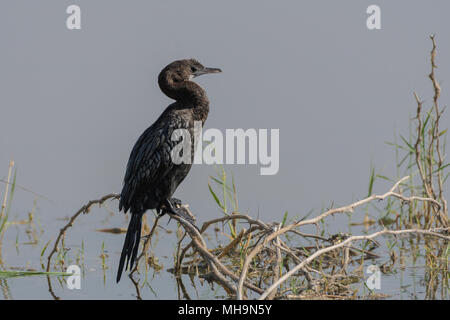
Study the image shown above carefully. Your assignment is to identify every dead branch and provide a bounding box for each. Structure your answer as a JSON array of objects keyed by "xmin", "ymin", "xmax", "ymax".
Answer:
[
  {"xmin": 236, "ymin": 175, "xmax": 440, "ymax": 299},
  {"xmin": 46, "ymin": 193, "xmax": 120, "ymax": 272},
  {"xmin": 258, "ymin": 227, "xmax": 449, "ymax": 300}
]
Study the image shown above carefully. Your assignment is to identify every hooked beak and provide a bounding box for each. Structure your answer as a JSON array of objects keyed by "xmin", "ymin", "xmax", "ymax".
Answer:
[{"xmin": 193, "ymin": 67, "xmax": 222, "ymax": 78}]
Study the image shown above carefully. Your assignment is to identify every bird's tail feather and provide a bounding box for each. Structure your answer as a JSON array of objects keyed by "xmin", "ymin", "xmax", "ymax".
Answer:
[{"xmin": 116, "ymin": 213, "xmax": 142, "ymax": 283}]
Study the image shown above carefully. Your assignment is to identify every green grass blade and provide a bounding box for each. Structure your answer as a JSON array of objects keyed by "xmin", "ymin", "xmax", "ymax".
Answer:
[{"xmin": 208, "ymin": 182, "xmax": 224, "ymax": 210}]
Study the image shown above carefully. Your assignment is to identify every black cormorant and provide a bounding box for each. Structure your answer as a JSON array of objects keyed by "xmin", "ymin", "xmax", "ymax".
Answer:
[{"xmin": 116, "ymin": 59, "xmax": 221, "ymax": 282}]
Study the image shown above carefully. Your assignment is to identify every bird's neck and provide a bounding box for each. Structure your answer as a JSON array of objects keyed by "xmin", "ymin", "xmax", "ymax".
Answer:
[{"xmin": 159, "ymin": 79, "xmax": 210, "ymax": 122}]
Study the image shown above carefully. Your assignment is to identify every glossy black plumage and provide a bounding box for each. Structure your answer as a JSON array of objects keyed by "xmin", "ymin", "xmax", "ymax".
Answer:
[{"xmin": 116, "ymin": 59, "xmax": 221, "ymax": 282}]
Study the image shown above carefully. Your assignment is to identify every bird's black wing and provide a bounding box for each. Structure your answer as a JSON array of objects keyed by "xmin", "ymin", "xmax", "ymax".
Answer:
[{"xmin": 118, "ymin": 110, "xmax": 187, "ymax": 214}]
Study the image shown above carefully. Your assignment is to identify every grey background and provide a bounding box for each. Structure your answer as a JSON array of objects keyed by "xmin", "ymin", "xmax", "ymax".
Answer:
[{"xmin": 0, "ymin": 0, "xmax": 449, "ymax": 298}]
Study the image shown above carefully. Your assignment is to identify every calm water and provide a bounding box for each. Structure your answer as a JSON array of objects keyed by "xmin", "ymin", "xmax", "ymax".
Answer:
[{"xmin": 0, "ymin": 185, "xmax": 447, "ymax": 300}]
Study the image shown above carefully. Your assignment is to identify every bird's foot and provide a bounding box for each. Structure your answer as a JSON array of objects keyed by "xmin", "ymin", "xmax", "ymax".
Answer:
[
  {"xmin": 162, "ymin": 198, "xmax": 198, "ymax": 230},
  {"xmin": 157, "ymin": 198, "xmax": 182, "ymax": 217},
  {"xmin": 170, "ymin": 197, "xmax": 182, "ymax": 208}
]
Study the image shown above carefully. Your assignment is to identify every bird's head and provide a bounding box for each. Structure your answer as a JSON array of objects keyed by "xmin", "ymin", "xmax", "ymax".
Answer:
[
  {"xmin": 158, "ymin": 59, "xmax": 221, "ymax": 101},
  {"xmin": 159, "ymin": 59, "xmax": 221, "ymax": 84}
]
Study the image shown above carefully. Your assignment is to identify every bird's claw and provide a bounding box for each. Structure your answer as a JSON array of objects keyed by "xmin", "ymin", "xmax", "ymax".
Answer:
[
  {"xmin": 162, "ymin": 198, "xmax": 199, "ymax": 231},
  {"xmin": 170, "ymin": 198, "xmax": 182, "ymax": 208}
]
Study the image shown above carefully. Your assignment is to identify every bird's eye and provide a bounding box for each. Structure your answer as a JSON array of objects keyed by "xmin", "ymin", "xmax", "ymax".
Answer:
[{"xmin": 191, "ymin": 66, "xmax": 197, "ymax": 73}]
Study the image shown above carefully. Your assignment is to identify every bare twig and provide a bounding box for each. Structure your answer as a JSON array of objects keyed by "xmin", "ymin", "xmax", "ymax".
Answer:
[
  {"xmin": 428, "ymin": 35, "xmax": 448, "ymax": 226},
  {"xmin": 46, "ymin": 193, "xmax": 120, "ymax": 272},
  {"xmin": 258, "ymin": 227, "xmax": 449, "ymax": 300},
  {"xmin": 167, "ymin": 211, "xmax": 264, "ymax": 296},
  {"xmin": 237, "ymin": 175, "xmax": 439, "ymax": 299}
]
